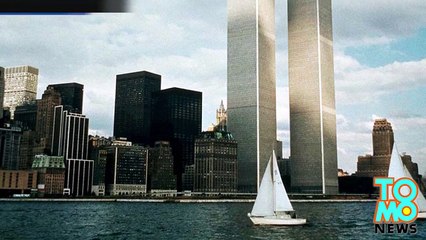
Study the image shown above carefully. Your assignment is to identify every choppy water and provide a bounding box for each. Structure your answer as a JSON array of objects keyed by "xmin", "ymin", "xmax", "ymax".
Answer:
[{"xmin": 0, "ymin": 202, "xmax": 425, "ymax": 239}]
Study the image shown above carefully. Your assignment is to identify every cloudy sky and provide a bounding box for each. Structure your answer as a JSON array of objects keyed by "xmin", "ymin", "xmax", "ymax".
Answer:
[{"xmin": 1, "ymin": 0, "xmax": 426, "ymax": 175}]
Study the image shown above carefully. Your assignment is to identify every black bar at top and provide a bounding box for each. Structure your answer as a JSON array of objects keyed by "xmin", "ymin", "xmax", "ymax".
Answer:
[{"xmin": 0, "ymin": 0, "xmax": 128, "ymax": 13}]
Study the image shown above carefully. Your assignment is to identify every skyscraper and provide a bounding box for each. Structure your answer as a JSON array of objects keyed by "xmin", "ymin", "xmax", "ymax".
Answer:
[
  {"xmin": 48, "ymin": 83, "xmax": 83, "ymax": 114},
  {"xmin": 228, "ymin": 0, "xmax": 277, "ymax": 192},
  {"xmin": 3, "ymin": 66, "xmax": 38, "ymax": 119},
  {"xmin": 288, "ymin": 0, "xmax": 338, "ymax": 194},
  {"xmin": 36, "ymin": 86, "xmax": 62, "ymax": 153},
  {"xmin": 51, "ymin": 105, "xmax": 89, "ymax": 159},
  {"xmin": 51, "ymin": 105, "xmax": 92, "ymax": 196},
  {"xmin": 152, "ymin": 87, "xmax": 202, "ymax": 190},
  {"xmin": 113, "ymin": 71, "xmax": 161, "ymax": 145}
]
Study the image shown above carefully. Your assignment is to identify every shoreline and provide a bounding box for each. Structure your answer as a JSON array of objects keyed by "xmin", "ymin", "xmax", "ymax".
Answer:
[{"xmin": 0, "ymin": 198, "xmax": 377, "ymax": 203}]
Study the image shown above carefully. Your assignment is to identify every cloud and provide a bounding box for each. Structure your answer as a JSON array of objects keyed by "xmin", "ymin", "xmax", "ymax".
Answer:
[
  {"xmin": 333, "ymin": 0, "xmax": 426, "ymax": 47},
  {"xmin": 335, "ymin": 55, "xmax": 426, "ymax": 105}
]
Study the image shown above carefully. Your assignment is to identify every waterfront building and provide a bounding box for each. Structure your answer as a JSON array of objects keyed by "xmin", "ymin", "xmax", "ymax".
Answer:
[
  {"xmin": 0, "ymin": 126, "xmax": 22, "ymax": 170},
  {"xmin": 148, "ymin": 141, "xmax": 176, "ymax": 195},
  {"xmin": 32, "ymin": 155, "xmax": 65, "ymax": 196},
  {"xmin": 152, "ymin": 87, "xmax": 202, "ymax": 190},
  {"xmin": 3, "ymin": 66, "xmax": 38, "ymax": 119},
  {"xmin": 14, "ymin": 103, "xmax": 37, "ymax": 131},
  {"xmin": 36, "ymin": 87, "xmax": 62, "ymax": 153},
  {"xmin": 105, "ymin": 145, "xmax": 148, "ymax": 196},
  {"xmin": 288, "ymin": 0, "xmax": 338, "ymax": 194},
  {"xmin": 194, "ymin": 131, "xmax": 238, "ymax": 193},
  {"xmin": 0, "ymin": 67, "xmax": 5, "ymax": 120},
  {"xmin": 88, "ymin": 135, "xmax": 112, "ymax": 196},
  {"xmin": 228, "ymin": 0, "xmax": 277, "ymax": 193},
  {"xmin": 0, "ymin": 170, "xmax": 37, "ymax": 197},
  {"xmin": 51, "ymin": 105, "xmax": 92, "ymax": 196},
  {"xmin": 65, "ymin": 159, "xmax": 94, "ymax": 197},
  {"xmin": 113, "ymin": 71, "xmax": 161, "ymax": 145},
  {"xmin": 48, "ymin": 83, "xmax": 83, "ymax": 114}
]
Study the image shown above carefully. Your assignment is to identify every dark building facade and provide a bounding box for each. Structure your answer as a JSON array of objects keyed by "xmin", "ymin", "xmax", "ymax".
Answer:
[
  {"xmin": 0, "ymin": 127, "xmax": 22, "ymax": 170},
  {"xmin": 194, "ymin": 131, "xmax": 238, "ymax": 193},
  {"xmin": 48, "ymin": 83, "xmax": 83, "ymax": 114},
  {"xmin": 113, "ymin": 71, "xmax": 161, "ymax": 145},
  {"xmin": 51, "ymin": 105, "xmax": 89, "ymax": 160},
  {"xmin": 148, "ymin": 141, "xmax": 176, "ymax": 193},
  {"xmin": 0, "ymin": 67, "xmax": 4, "ymax": 120},
  {"xmin": 14, "ymin": 103, "xmax": 37, "ymax": 131},
  {"xmin": 105, "ymin": 145, "xmax": 148, "ymax": 196},
  {"xmin": 152, "ymin": 87, "xmax": 202, "ymax": 190},
  {"xmin": 18, "ymin": 130, "xmax": 37, "ymax": 170},
  {"xmin": 65, "ymin": 159, "xmax": 94, "ymax": 197},
  {"xmin": 36, "ymin": 87, "xmax": 62, "ymax": 153}
]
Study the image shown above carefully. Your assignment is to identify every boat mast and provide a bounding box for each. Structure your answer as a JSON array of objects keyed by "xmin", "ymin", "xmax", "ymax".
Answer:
[{"xmin": 272, "ymin": 154, "xmax": 276, "ymax": 214}]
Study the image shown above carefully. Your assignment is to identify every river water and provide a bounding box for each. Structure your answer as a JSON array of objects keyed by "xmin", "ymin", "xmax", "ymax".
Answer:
[{"xmin": 0, "ymin": 202, "xmax": 424, "ymax": 239}]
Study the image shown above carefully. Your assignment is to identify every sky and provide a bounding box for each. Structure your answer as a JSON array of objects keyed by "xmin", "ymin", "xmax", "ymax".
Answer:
[{"xmin": 1, "ymin": 0, "xmax": 426, "ymax": 175}]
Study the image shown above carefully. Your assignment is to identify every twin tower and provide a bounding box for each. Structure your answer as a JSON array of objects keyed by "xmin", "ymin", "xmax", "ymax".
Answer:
[{"xmin": 228, "ymin": 0, "xmax": 338, "ymax": 194}]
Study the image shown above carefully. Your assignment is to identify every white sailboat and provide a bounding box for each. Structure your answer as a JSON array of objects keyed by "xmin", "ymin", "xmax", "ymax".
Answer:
[
  {"xmin": 388, "ymin": 144, "xmax": 426, "ymax": 219},
  {"xmin": 248, "ymin": 151, "xmax": 306, "ymax": 225}
]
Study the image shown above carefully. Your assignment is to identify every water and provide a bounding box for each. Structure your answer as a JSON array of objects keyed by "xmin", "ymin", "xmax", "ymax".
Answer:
[{"xmin": 0, "ymin": 202, "xmax": 425, "ymax": 239}]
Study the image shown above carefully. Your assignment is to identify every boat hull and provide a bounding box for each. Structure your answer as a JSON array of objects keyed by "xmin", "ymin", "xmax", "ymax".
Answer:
[
  {"xmin": 249, "ymin": 216, "xmax": 307, "ymax": 226},
  {"xmin": 417, "ymin": 212, "xmax": 426, "ymax": 220}
]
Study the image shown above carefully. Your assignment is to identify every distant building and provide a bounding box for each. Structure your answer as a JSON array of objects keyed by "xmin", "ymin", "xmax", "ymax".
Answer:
[
  {"xmin": 356, "ymin": 119, "xmax": 424, "ymax": 190},
  {"xmin": 51, "ymin": 105, "xmax": 89, "ymax": 160},
  {"xmin": 357, "ymin": 119, "xmax": 394, "ymax": 177},
  {"xmin": 14, "ymin": 102, "xmax": 37, "ymax": 131},
  {"xmin": 105, "ymin": 145, "xmax": 148, "ymax": 196},
  {"xmin": 18, "ymin": 130, "xmax": 37, "ymax": 170},
  {"xmin": 51, "ymin": 105, "xmax": 91, "ymax": 196},
  {"xmin": 88, "ymin": 135, "xmax": 112, "ymax": 196},
  {"xmin": 48, "ymin": 83, "xmax": 83, "ymax": 114},
  {"xmin": 152, "ymin": 87, "xmax": 202, "ymax": 190},
  {"xmin": 3, "ymin": 66, "xmax": 38, "ymax": 119},
  {"xmin": 0, "ymin": 126, "xmax": 22, "ymax": 170},
  {"xmin": 32, "ymin": 155, "xmax": 65, "ymax": 196},
  {"xmin": 36, "ymin": 87, "xmax": 61, "ymax": 153},
  {"xmin": 113, "ymin": 71, "xmax": 161, "ymax": 145},
  {"xmin": 0, "ymin": 170, "xmax": 38, "ymax": 197},
  {"xmin": 194, "ymin": 131, "xmax": 238, "ymax": 193},
  {"xmin": 0, "ymin": 67, "xmax": 4, "ymax": 120},
  {"xmin": 148, "ymin": 141, "xmax": 176, "ymax": 195}
]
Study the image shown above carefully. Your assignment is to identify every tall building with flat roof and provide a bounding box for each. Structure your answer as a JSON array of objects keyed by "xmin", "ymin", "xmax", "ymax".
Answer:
[
  {"xmin": 0, "ymin": 127, "xmax": 22, "ymax": 170},
  {"xmin": 114, "ymin": 71, "xmax": 161, "ymax": 145},
  {"xmin": 288, "ymin": 0, "xmax": 338, "ymax": 194},
  {"xmin": 228, "ymin": 0, "xmax": 277, "ymax": 193},
  {"xmin": 3, "ymin": 66, "xmax": 38, "ymax": 119},
  {"xmin": 152, "ymin": 87, "xmax": 202, "ymax": 190},
  {"xmin": 48, "ymin": 83, "xmax": 83, "ymax": 114}
]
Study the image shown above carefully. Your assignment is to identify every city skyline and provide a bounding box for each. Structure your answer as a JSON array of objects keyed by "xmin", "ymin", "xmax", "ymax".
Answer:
[{"xmin": 1, "ymin": 0, "xmax": 426, "ymax": 175}]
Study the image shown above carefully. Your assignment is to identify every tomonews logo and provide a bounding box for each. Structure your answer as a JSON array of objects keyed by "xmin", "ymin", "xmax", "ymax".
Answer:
[{"xmin": 373, "ymin": 177, "xmax": 418, "ymax": 234}]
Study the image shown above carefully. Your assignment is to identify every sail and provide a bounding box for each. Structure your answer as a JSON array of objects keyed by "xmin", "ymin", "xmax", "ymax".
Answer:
[
  {"xmin": 388, "ymin": 144, "xmax": 426, "ymax": 212},
  {"xmin": 272, "ymin": 151, "xmax": 293, "ymax": 212},
  {"xmin": 402, "ymin": 165, "xmax": 426, "ymax": 212},
  {"xmin": 251, "ymin": 158, "xmax": 274, "ymax": 217}
]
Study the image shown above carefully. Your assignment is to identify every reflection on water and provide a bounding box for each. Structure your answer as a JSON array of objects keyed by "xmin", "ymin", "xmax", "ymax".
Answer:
[{"xmin": 0, "ymin": 202, "xmax": 425, "ymax": 239}]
